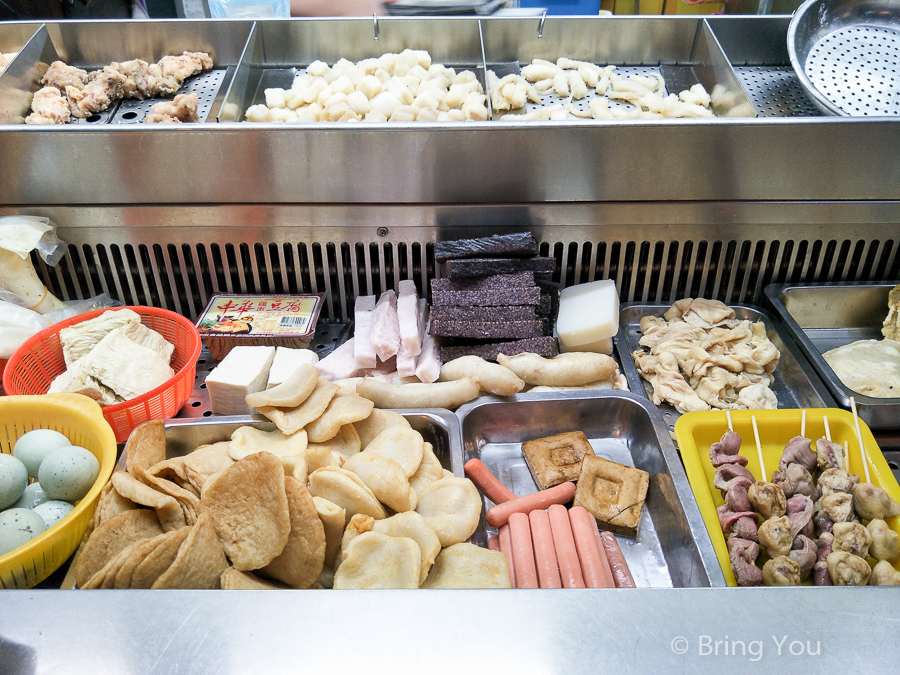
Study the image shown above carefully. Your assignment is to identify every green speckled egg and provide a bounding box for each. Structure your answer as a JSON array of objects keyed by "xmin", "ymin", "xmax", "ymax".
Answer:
[
  {"xmin": 13, "ymin": 429, "xmax": 72, "ymax": 479},
  {"xmin": 33, "ymin": 500, "xmax": 75, "ymax": 528},
  {"xmin": 37, "ymin": 446, "xmax": 100, "ymax": 503},
  {"xmin": 0, "ymin": 508, "xmax": 47, "ymax": 556},
  {"xmin": 0, "ymin": 454, "xmax": 28, "ymax": 510},
  {"xmin": 11, "ymin": 482, "xmax": 50, "ymax": 510}
]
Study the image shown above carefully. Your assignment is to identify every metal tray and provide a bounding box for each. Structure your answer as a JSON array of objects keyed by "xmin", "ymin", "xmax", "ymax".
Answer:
[
  {"xmin": 114, "ymin": 408, "xmax": 463, "ymax": 478},
  {"xmin": 1, "ymin": 21, "xmax": 250, "ymax": 125},
  {"xmin": 765, "ymin": 282, "xmax": 900, "ymax": 431},
  {"xmin": 618, "ymin": 302, "xmax": 834, "ymax": 435},
  {"xmin": 456, "ymin": 390, "xmax": 723, "ymax": 587}
]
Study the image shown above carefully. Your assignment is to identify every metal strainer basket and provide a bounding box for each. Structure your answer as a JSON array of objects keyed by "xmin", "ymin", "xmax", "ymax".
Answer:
[{"xmin": 788, "ymin": 0, "xmax": 900, "ymax": 116}]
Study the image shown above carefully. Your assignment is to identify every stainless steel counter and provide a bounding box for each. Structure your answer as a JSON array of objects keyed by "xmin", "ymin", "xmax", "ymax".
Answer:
[{"xmin": 0, "ymin": 588, "xmax": 897, "ymax": 674}]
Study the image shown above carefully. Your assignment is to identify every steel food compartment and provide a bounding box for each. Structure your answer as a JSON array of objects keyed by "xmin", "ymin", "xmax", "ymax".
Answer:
[
  {"xmin": 218, "ymin": 17, "xmax": 488, "ymax": 122},
  {"xmin": 765, "ymin": 281, "xmax": 900, "ymax": 430},
  {"xmin": 457, "ymin": 390, "xmax": 723, "ymax": 587},
  {"xmin": 619, "ymin": 301, "xmax": 834, "ymax": 433},
  {"xmin": 480, "ymin": 16, "xmax": 755, "ymax": 119},
  {"xmin": 0, "ymin": 20, "xmax": 252, "ymax": 124}
]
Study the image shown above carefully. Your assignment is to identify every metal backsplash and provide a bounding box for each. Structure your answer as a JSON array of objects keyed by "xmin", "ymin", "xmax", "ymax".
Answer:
[{"xmin": 14, "ymin": 202, "xmax": 900, "ymax": 324}]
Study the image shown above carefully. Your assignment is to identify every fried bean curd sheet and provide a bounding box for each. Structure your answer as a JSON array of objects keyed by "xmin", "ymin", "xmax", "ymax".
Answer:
[
  {"xmin": 183, "ymin": 441, "xmax": 235, "ymax": 491},
  {"xmin": 415, "ymin": 477, "xmax": 481, "ymax": 547},
  {"xmin": 129, "ymin": 526, "xmax": 192, "ymax": 589},
  {"xmin": 305, "ymin": 443, "xmax": 341, "ymax": 472},
  {"xmin": 200, "ymin": 452, "xmax": 291, "ymax": 570},
  {"xmin": 142, "ymin": 465, "xmax": 201, "ymax": 525},
  {"xmin": 372, "ymin": 511, "xmax": 441, "ymax": 585},
  {"xmin": 221, "ymin": 568, "xmax": 286, "ymax": 590},
  {"xmin": 152, "ymin": 512, "xmax": 229, "ymax": 589},
  {"xmin": 333, "ymin": 532, "xmax": 421, "ymax": 590},
  {"xmin": 257, "ymin": 377, "xmax": 339, "ymax": 435},
  {"xmin": 229, "ymin": 426, "xmax": 308, "ymax": 461},
  {"xmin": 75, "ymin": 509, "xmax": 164, "ymax": 588},
  {"xmin": 355, "ymin": 409, "xmax": 411, "ymax": 449},
  {"xmin": 125, "ymin": 419, "xmax": 166, "ymax": 480},
  {"xmin": 343, "ymin": 452, "xmax": 417, "ymax": 513},
  {"xmin": 111, "ymin": 471, "xmax": 186, "ymax": 532},
  {"xmin": 245, "ymin": 363, "xmax": 318, "ymax": 409},
  {"xmin": 108, "ymin": 530, "xmax": 184, "ymax": 589},
  {"xmin": 308, "ymin": 466, "xmax": 386, "ymax": 523},
  {"xmin": 260, "ymin": 477, "xmax": 326, "ymax": 589},
  {"xmin": 90, "ymin": 481, "xmax": 136, "ymax": 534},
  {"xmin": 421, "ymin": 542, "xmax": 511, "ymax": 589},
  {"xmin": 282, "ymin": 454, "xmax": 309, "ymax": 483},
  {"xmin": 306, "ymin": 390, "xmax": 375, "ymax": 443},
  {"xmin": 362, "ymin": 426, "xmax": 425, "ymax": 477}
]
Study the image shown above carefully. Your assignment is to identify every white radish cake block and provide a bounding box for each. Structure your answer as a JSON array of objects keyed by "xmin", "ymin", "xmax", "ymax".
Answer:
[
  {"xmin": 354, "ymin": 295, "xmax": 377, "ymax": 369},
  {"xmin": 371, "ymin": 290, "xmax": 400, "ymax": 361},
  {"xmin": 397, "ymin": 280, "xmax": 421, "ymax": 356},
  {"xmin": 316, "ymin": 338, "xmax": 360, "ymax": 381},
  {"xmin": 556, "ymin": 280, "xmax": 619, "ymax": 351},
  {"xmin": 559, "ymin": 336, "xmax": 613, "ymax": 356},
  {"xmin": 206, "ymin": 346, "xmax": 275, "ymax": 416},
  {"xmin": 266, "ymin": 347, "xmax": 319, "ymax": 389},
  {"xmin": 398, "ymin": 295, "xmax": 427, "ymax": 377}
]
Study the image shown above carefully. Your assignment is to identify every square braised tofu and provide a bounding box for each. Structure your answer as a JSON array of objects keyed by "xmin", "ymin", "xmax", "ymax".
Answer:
[
  {"xmin": 573, "ymin": 454, "xmax": 649, "ymax": 537},
  {"xmin": 522, "ymin": 431, "xmax": 595, "ymax": 491}
]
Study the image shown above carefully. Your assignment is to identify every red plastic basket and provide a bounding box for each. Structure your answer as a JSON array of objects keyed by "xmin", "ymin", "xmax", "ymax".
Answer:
[{"xmin": 2, "ymin": 306, "xmax": 201, "ymax": 443}]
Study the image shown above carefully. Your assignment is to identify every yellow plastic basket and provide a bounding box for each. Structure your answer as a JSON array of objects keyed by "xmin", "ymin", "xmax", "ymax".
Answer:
[
  {"xmin": 0, "ymin": 394, "xmax": 117, "ymax": 589},
  {"xmin": 675, "ymin": 408, "xmax": 900, "ymax": 587}
]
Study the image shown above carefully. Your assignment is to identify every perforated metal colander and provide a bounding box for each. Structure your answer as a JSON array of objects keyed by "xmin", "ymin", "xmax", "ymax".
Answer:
[{"xmin": 788, "ymin": 0, "xmax": 900, "ymax": 116}]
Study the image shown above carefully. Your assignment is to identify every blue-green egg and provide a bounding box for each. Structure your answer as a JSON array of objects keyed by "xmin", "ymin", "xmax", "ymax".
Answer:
[
  {"xmin": 0, "ymin": 508, "xmax": 47, "ymax": 556},
  {"xmin": 13, "ymin": 429, "xmax": 72, "ymax": 479},
  {"xmin": 11, "ymin": 482, "xmax": 50, "ymax": 510},
  {"xmin": 37, "ymin": 446, "xmax": 100, "ymax": 503},
  {"xmin": 0, "ymin": 454, "xmax": 28, "ymax": 510},
  {"xmin": 32, "ymin": 500, "xmax": 75, "ymax": 528}
]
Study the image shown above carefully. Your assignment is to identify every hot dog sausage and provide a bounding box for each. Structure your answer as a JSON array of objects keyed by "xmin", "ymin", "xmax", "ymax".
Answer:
[
  {"xmin": 498, "ymin": 524, "xmax": 517, "ymax": 588},
  {"xmin": 529, "ymin": 509, "xmax": 562, "ymax": 589},
  {"xmin": 464, "ymin": 458, "xmax": 517, "ymax": 505},
  {"xmin": 569, "ymin": 506, "xmax": 614, "ymax": 588},
  {"xmin": 547, "ymin": 504, "xmax": 585, "ymax": 589},
  {"xmin": 486, "ymin": 481, "xmax": 577, "ymax": 528},
  {"xmin": 599, "ymin": 531, "xmax": 636, "ymax": 588},
  {"xmin": 508, "ymin": 512, "xmax": 539, "ymax": 589},
  {"xmin": 487, "ymin": 534, "xmax": 500, "ymax": 551}
]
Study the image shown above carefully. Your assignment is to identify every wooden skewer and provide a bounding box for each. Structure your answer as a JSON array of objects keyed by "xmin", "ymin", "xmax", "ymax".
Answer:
[
  {"xmin": 725, "ymin": 409, "xmax": 733, "ymax": 433},
  {"xmin": 850, "ymin": 397, "xmax": 871, "ymax": 484},
  {"xmin": 800, "ymin": 409, "xmax": 806, "ymax": 438},
  {"xmin": 823, "ymin": 415, "xmax": 831, "ymax": 443},
  {"xmin": 751, "ymin": 415, "xmax": 767, "ymax": 483}
]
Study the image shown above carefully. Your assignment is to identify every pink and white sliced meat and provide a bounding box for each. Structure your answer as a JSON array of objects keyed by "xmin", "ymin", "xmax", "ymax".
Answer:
[
  {"xmin": 397, "ymin": 280, "xmax": 421, "ymax": 356},
  {"xmin": 727, "ymin": 537, "xmax": 763, "ymax": 587},
  {"xmin": 713, "ymin": 463, "xmax": 755, "ymax": 494},
  {"xmin": 709, "ymin": 431, "xmax": 748, "ymax": 467},
  {"xmin": 415, "ymin": 315, "xmax": 441, "ymax": 384},
  {"xmin": 398, "ymin": 297, "xmax": 428, "ymax": 378},
  {"xmin": 316, "ymin": 338, "xmax": 360, "ymax": 381},
  {"xmin": 716, "ymin": 504, "xmax": 759, "ymax": 533},
  {"xmin": 732, "ymin": 516, "xmax": 758, "ymax": 542},
  {"xmin": 371, "ymin": 290, "xmax": 400, "ymax": 361},
  {"xmin": 354, "ymin": 295, "xmax": 377, "ymax": 369},
  {"xmin": 786, "ymin": 494, "xmax": 814, "ymax": 539},
  {"xmin": 724, "ymin": 476, "xmax": 753, "ymax": 512},
  {"xmin": 779, "ymin": 436, "xmax": 818, "ymax": 473}
]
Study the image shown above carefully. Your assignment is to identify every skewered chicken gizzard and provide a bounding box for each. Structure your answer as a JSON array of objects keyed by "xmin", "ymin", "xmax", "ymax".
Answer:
[{"xmin": 710, "ymin": 425, "xmax": 900, "ymax": 586}]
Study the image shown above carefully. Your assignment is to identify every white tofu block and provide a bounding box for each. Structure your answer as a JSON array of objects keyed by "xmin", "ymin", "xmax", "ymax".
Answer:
[
  {"xmin": 353, "ymin": 295, "xmax": 377, "ymax": 369},
  {"xmin": 559, "ymin": 335, "xmax": 613, "ymax": 356},
  {"xmin": 556, "ymin": 280, "xmax": 619, "ymax": 348},
  {"xmin": 266, "ymin": 347, "xmax": 320, "ymax": 389},
  {"xmin": 206, "ymin": 346, "xmax": 276, "ymax": 416}
]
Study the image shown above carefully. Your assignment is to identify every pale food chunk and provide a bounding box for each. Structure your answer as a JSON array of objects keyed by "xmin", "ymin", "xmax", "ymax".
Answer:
[
  {"xmin": 333, "ymin": 532, "xmax": 421, "ymax": 589},
  {"xmin": 415, "ymin": 477, "xmax": 481, "ymax": 547},
  {"xmin": 421, "ymin": 542, "xmax": 511, "ymax": 589}
]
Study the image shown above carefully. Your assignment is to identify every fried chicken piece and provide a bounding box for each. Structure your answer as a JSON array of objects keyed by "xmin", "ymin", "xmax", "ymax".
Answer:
[
  {"xmin": 144, "ymin": 93, "xmax": 199, "ymax": 124},
  {"xmin": 108, "ymin": 59, "xmax": 180, "ymax": 99},
  {"xmin": 66, "ymin": 66, "xmax": 126, "ymax": 117},
  {"xmin": 158, "ymin": 51, "xmax": 213, "ymax": 84},
  {"xmin": 41, "ymin": 61, "xmax": 89, "ymax": 91},
  {"xmin": 25, "ymin": 86, "xmax": 71, "ymax": 124}
]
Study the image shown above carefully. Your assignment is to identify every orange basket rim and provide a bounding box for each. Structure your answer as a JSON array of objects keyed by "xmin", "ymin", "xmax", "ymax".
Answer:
[{"xmin": 2, "ymin": 306, "xmax": 202, "ymax": 410}]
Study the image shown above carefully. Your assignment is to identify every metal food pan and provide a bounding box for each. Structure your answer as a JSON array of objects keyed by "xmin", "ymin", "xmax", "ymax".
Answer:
[
  {"xmin": 114, "ymin": 408, "xmax": 463, "ymax": 477},
  {"xmin": 1, "ymin": 20, "xmax": 252, "ymax": 125},
  {"xmin": 619, "ymin": 302, "xmax": 834, "ymax": 435},
  {"xmin": 765, "ymin": 282, "xmax": 900, "ymax": 430},
  {"xmin": 456, "ymin": 390, "xmax": 723, "ymax": 587},
  {"xmin": 479, "ymin": 17, "xmax": 756, "ymax": 119},
  {"xmin": 218, "ymin": 17, "xmax": 488, "ymax": 122}
]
